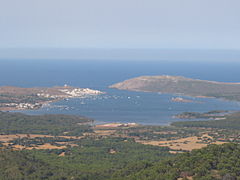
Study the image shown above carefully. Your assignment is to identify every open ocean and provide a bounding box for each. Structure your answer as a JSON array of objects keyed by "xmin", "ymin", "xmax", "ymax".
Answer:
[{"xmin": 1, "ymin": 56, "xmax": 240, "ymax": 125}]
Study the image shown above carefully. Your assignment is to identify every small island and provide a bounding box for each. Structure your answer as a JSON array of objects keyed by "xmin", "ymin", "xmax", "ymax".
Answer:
[
  {"xmin": 110, "ymin": 75, "xmax": 240, "ymax": 101},
  {"xmin": 174, "ymin": 110, "xmax": 230, "ymax": 120},
  {"xmin": 0, "ymin": 85, "xmax": 104, "ymax": 110}
]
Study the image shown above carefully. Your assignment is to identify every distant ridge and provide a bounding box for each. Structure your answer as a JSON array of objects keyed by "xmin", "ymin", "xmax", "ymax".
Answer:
[{"xmin": 110, "ymin": 75, "xmax": 240, "ymax": 101}]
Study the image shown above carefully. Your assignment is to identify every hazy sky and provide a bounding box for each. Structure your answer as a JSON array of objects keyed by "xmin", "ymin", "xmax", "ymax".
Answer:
[{"xmin": 0, "ymin": 0, "xmax": 240, "ymax": 49}]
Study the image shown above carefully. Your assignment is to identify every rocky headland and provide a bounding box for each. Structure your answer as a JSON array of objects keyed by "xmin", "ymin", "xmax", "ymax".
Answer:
[{"xmin": 110, "ymin": 75, "xmax": 240, "ymax": 101}]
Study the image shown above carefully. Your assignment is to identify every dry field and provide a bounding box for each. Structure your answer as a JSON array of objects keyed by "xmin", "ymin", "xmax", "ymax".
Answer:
[
  {"xmin": 0, "ymin": 134, "xmax": 54, "ymax": 142},
  {"xmin": 12, "ymin": 143, "xmax": 67, "ymax": 150},
  {"xmin": 94, "ymin": 130, "xmax": 116, "ymax": 136},
  {"xmin": 136, "ymin": 135, "xmax": 226, "ymax": 151},
  {"xmin": 0, "ymin": 134, "xmax": 83, "ymax": 150}
]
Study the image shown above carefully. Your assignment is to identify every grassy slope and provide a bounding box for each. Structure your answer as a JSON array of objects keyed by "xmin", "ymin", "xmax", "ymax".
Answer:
[{"xmin": 110, "ymin": 75, "xmax": 240, "ymax": 101}]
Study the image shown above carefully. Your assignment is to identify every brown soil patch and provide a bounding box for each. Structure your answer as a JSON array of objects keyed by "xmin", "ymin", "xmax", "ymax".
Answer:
[
  {"xmin": 36, "ymin": 143, "xmax": 66, "ymax": 150},
  {"xmin": 169, "ymin": 150, "xmax": 184, "ymax": 154},
  {"xmin": 0, "ymin": 134, "xmax": 83, "ymax": 150},
  {"xmin": 94, "ymin": 130, "xmax": 116, "ymax": 136},
  {"xmin": 95, "ymin": 123, "xmax": 138, "ymax": 128},
  {"xmin": 12, "ymin": 143, "xmax": 67, "ymax": 150},
  {"xmin": 59, "ymin": 152, "xmax": 65, "ymax": 156},
  {"xmin": 0, "ymin": 134, "xmax": 53, "ymax": 142},
  {"xmin": 213, "ymin": 141, "xmax": 226, "ymax": 145},
  {"xmin": 137, "ymin": 136, "xmax": 227, "ymax": 151},
  {"xmin": 0, "ymin": 134, "xmax": 83, "ymax": 143},
  {"xmin": 55, "ymin": 142, "xmax": 78, "ymax": 147},
  {"xmin": 95, "ymin": 123, "xmax": 124, "ymax": 128}
]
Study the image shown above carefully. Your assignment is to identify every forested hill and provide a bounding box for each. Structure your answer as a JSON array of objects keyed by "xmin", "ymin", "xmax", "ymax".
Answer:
[
  {"xmin": 0, "ymin": 137, "xmax": 171, "ymax": 180},
  {"xmin": 121, "ymin": 143, "xmax": 240, "ymax": 180},
  {"xmin": 0, "ymin": 111, "xmax": 93, "ymax": 135},
  {"xmin": 110, "ymin": 75, "xmax": 240, "ymax": 101},
  {"xmin": 1, "ymin": 142, "xmax": 240, "ymax": 179}
]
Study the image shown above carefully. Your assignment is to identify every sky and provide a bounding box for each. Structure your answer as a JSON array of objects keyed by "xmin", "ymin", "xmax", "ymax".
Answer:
[{"xmin": 0, "ymin": 0, "xmax": 240, "ymax": 50}]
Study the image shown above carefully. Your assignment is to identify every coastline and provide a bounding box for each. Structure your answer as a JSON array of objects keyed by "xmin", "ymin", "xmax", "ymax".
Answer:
[
  {"xmin": 0, "ymin": 86, "xmax": 105, "ymax": 111},
  {"xmin": 109, "ymin": 75, "xmax": 240, "ymax": 102}
]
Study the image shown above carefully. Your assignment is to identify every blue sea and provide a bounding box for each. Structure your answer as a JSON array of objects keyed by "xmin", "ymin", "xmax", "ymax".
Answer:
[{"xmin": 1, "ymin": 52, "xmax": 240, "ymax": 125}]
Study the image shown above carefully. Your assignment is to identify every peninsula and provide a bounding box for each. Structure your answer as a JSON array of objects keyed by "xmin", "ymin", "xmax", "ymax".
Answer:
[
  {"xmin": 0, "ymin": 85, "xmax": 104, "ymax": 110},
  {"xmin": 110, "ymin": 75, "xmax": 240, "ymax": 101}
]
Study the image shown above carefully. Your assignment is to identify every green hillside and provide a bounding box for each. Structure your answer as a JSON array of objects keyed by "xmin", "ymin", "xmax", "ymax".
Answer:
[
  {"xmin": 120, "ymin": 143, "xmax": 240, "ymax": 180},
  {"xmin": 0, "ymin": 111, "xmax": 93, "ymax": 136},
  {"xmin": 110, "ymin": 75, "xmax": 240, "ymax": 101}
]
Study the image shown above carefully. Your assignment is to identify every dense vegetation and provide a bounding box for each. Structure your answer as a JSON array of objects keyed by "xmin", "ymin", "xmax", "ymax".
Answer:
[
  {"xmin": 0, "ymin": 111, "xmax": 93, "ymax": 135},
  {"xmin": 175, "ymin": 110, "xmax": 229, "ymax": 119},
  {"xmin": 0, "ymin": 137, "xmax": 171, "ymax": 180},
  {"xmin": 172, "ymin": 112, "xmax": 240, "ymax": 130},
  {"xmin": 1, "ymin": 140, "xmax": 240, "ymax": 179},
  {"xmin": 1, "ymin": 111, "xmax": 240, "ymax": 179},
  {"xmin": 121, "ymin": 143, "xmax": 240, "ymax": 180}
]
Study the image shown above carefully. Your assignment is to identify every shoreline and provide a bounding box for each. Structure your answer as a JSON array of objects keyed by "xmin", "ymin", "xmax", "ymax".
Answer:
[
  {"xmin": 0, "ymin": 85, "xmax": 105, "ymax": 111},
  {"xmin": 109, "ymin": 75, "xmax": 240, "ymax": 102}
]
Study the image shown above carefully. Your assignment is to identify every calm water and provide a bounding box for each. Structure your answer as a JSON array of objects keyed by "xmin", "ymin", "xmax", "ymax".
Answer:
[{"xmin": 1, "ymin": 58, "xmax": 240, "ymax": 125}]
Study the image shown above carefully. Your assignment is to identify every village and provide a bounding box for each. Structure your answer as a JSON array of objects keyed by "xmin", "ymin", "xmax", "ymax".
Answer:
[{"xmin": 0, "ymin": 85, "xmax": 105, "ymax": 110}]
